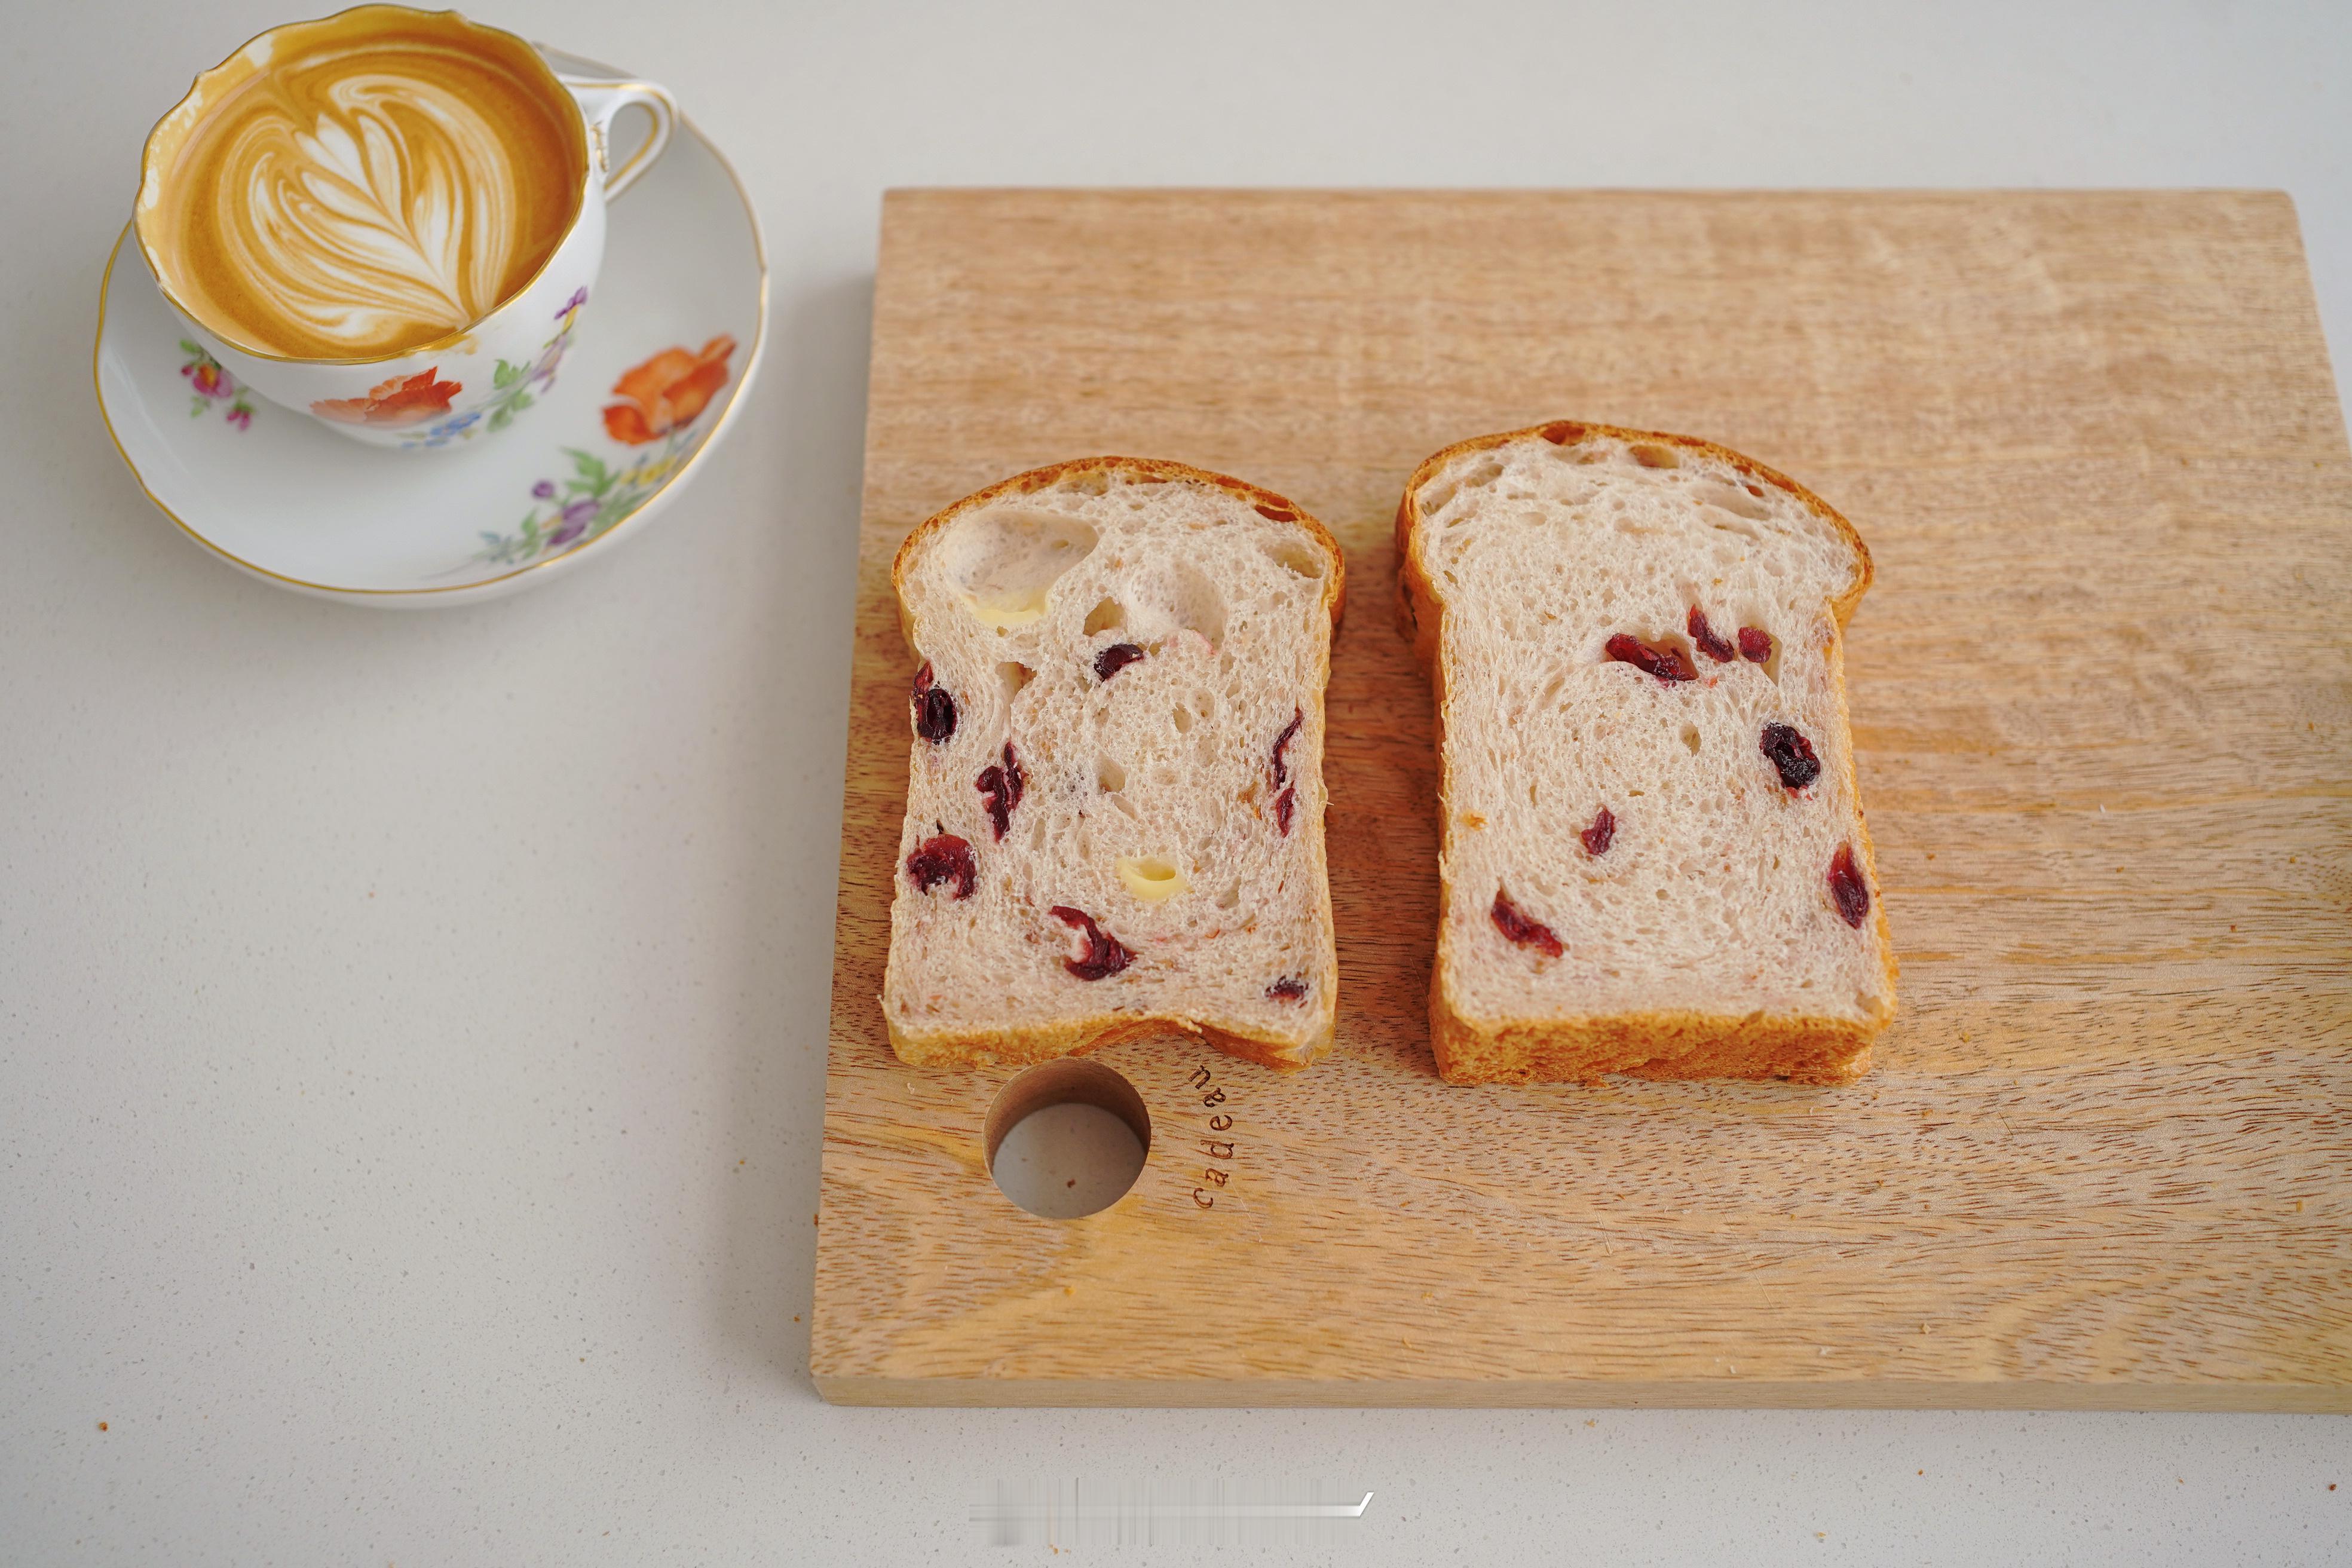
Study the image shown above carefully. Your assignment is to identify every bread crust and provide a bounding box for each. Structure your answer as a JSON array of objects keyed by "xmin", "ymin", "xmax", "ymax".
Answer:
[
  {"xmin": 1394, "ymin": 421, "xmax": 1897, "ymax": 1086},
  {"xmin": 890, "ymin": 1015, "xmax": 1326, "ymax": 1075},
  {"xmin": 885, "ymin": 457, "xmax": 1346, "ymax": 1073}
]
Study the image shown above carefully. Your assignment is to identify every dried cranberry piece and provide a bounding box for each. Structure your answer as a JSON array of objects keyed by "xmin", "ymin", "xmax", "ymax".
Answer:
[
  {"xmin": 1274, "ymin": 787, "xmax": 1296, "ymax": 836},
  {"xmin": 975, "ymin": 764, "xmax": 1006, "ymax": 831},
  {"xmin": 1738, "ymin": 626, "xmax": 1772, "ymax": 664},
  {"xmin": 1538, "ymin": 421, "xmax": 1589, "ymax": 445},
  {"xmin": 1827, "ymin": 844, "xmax": 1870, "ymax": 927},
  {"xmin": 1604, "ymin": 633, "xmax": 1696, "ymax": 684},
  {"xmin": 1252, "ymin": 502, "xmax": 1297, "ymax": 522},
  {"xmin": 1094, "ymin": 642, "xmax": 1146, "ymax": 681},
  {"xmin": 1688, "ymin": 607, "xmax": 1735, "ymax": 663},
  {"xmin": 1267, "ymin": 975, "xmax": 1309, "ymax": 1002},
  {"xmin": 1270, "ymin": 707, "xmax": 1303, "ymax": 788},
  {"xmin": 911, "ymin": 663, "xmax": 957, "ymax": 742},
  {"xmin": 975, "ymin": 742, "xmax": 1026, "ymax": 840},
  {"xmin": 1490, "ymin": 890, "xmax": 1563, "ymax": 958},
  {"xmin": 1581, "ymin": 806, "xmax": 1616, "ymax": 856},
  {"xmin": 1049, "ymin": 905, "xmax": 1134, "ymax": 980},
  {"xmin": 905, "ymin": 834, "xmax": 975, "ymax": 899},
  {"xmin": 1760, "ymin": 722, "xmax": 1821, "ymax": 790}
]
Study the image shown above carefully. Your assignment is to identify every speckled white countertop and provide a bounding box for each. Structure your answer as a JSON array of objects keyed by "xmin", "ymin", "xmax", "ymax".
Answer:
[{"xmin": 4, "ymin": 1, "xmax": 2347, "ymax": 1561}]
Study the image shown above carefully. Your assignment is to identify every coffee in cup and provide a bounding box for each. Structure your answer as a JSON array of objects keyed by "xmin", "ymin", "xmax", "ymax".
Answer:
[{"xmin": 135, "ymin": 6, "xmax": 676, "ymax": 449}]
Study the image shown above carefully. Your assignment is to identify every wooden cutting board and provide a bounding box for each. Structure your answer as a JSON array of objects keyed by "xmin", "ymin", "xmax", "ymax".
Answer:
[{"xmin": 811, "ymin": 190, "xmax": 2351, "ymax": 1408}]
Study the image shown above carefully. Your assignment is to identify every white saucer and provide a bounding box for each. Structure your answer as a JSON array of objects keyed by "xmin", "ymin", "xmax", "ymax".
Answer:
[{"xmin": 93, "ymin": 49, "xmax": 767, "ymax": 606}]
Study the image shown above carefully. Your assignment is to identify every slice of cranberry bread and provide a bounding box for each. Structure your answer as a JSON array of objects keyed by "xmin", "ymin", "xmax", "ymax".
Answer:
[
  {"xmin": 1395, "ymin": 421, "xmax": 1896, "ymax": 1085},
  {"xmin": 883, "ymin": 457, "xmax": 1345, "ymax": 1071}
]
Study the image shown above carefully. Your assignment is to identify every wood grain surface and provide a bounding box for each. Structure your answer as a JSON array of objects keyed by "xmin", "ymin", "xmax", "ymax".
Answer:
[{"xmin": 811, "ymin": 190, "xmax": 2352, "ymax": 1408}]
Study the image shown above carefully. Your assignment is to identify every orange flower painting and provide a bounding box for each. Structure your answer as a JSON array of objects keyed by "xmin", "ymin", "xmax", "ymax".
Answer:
[
  {"xmin": 602, "ymin": 336, "xmax": 737, "ymax": 445},
  {"xmin": 311, "ymin": 369, "xmax": 462, "ymax": 427}
]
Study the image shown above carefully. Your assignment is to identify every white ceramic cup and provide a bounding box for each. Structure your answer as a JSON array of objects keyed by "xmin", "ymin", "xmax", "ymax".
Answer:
[{"xmin": 133, "ymin": 7, "xmax": 675, "ymax": 451}]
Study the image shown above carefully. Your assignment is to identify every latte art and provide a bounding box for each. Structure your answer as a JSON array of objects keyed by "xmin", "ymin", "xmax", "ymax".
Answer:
[
  {"xmin": 145, "ymin": 13, "xmax": 581, "ymax": 360},
  {"xmin": 226, "ymin": 75, "xmax": 537, "ymax": 350}
]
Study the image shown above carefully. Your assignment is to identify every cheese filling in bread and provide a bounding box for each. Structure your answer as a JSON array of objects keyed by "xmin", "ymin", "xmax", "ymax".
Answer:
[
  {"xmin": 1396, "ymin": 422, "xmax": 1896, "ymax": 1085},
  {"xmin": 883, "ymin": 458, "xmax": 1345, "ymax": 1071}
]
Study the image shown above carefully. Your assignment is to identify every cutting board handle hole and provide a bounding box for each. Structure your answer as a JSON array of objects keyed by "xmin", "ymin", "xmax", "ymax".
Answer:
[{"xmin": 984, "ymin": 1059, "xmax": 1152, "ymax": 1220}]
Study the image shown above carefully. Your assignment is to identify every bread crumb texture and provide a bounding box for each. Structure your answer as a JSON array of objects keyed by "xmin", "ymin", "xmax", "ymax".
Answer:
[
  {"xmin": 884, "ymin": 458, "xmax": 1342, "ymax": 1071},
  {"xmin": 1401, "ymin": 424, "xmax": 1896, "ymax": 1085}
]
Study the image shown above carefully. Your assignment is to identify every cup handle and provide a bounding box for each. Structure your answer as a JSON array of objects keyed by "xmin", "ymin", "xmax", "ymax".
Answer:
[{"xmin": 560, "ymin": 78, "xmax": 678, "ymax": 201}]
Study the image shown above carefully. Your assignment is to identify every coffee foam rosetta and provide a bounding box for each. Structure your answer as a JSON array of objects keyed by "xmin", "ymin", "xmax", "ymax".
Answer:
[{"xmin": 155, "ymin": 31, "xmax": 579, "ymax": 360}]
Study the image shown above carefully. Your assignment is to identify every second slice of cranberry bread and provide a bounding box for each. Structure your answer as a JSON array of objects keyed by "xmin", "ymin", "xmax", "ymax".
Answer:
[
  {"xmin": 883, "ymin": 457, "xmax": 1345, "ymax": 1071},
  {"xmin": 1396, "ymin": 422, "xmax": 1896, "ymax": 1085}
]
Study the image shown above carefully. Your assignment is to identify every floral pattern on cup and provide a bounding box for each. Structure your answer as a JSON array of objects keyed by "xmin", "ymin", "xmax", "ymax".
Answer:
[
  {"xmin": 179, "ymin": 342, "xmax": 254, "ymax": 429},
  {"xmin": 311, "ymin": 369, "xmax": 462, "ymax": 428},
  {"xmin": 400, "ymin": 288, "xmax": 590, "ymax": 451},
  {"xmin": 463, "ymin": 335, "xmax": 738, "ymax": 571}
]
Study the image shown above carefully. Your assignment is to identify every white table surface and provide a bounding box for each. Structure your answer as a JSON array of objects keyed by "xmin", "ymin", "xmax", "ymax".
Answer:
[{"xmin": 5, "ymin": 1, "xmax": 2348, "ymax": 1561}]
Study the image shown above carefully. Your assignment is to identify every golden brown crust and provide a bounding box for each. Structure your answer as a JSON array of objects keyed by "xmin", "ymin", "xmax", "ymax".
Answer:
[
  {"xmin": 1428, "ymin": 999, "xmax": 1878, "ymax": 1087},
  {"xmin": 1395, "ymin": 420, "xmax": 1897, "ymax": 1087},
  {"xmin": 885, "ymin": 456, "xmax": 1345, "ymax": 1073},
  {"xmin": 889, "ymin": 1011, "xmax": 1328, "ymax": 1074}
]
